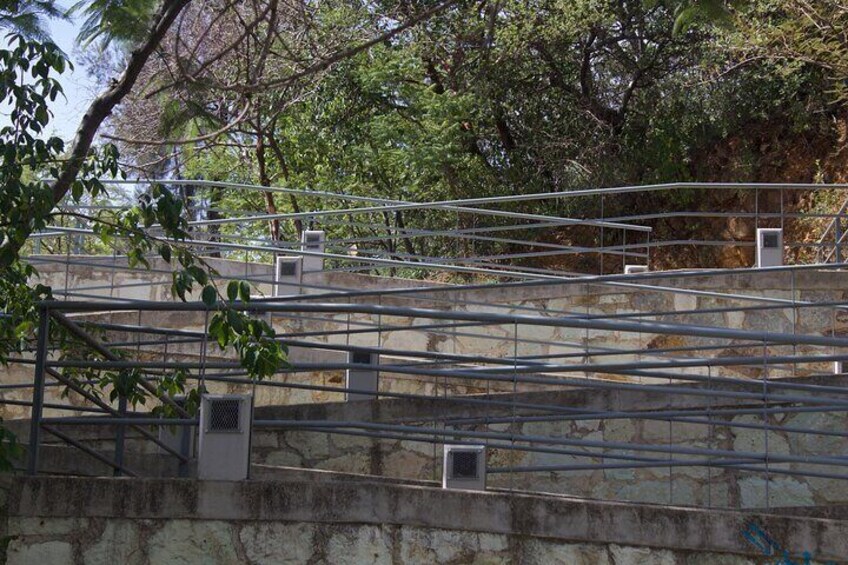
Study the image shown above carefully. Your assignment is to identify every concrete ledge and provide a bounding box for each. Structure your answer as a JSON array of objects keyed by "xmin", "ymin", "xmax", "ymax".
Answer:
[{"xmin": 7, "ymin": 475, "xmax": 848, "ymax": 561}]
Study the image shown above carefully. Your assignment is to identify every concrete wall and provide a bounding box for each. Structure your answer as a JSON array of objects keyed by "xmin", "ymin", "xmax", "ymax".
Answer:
[{"xmin": 4, "ymin": 476, "xmax": 847, "ymax": 564}]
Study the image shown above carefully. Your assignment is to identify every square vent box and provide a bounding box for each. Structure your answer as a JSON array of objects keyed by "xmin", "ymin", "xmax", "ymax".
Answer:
[
  {"xmin": 346, "ymin": 349, "xmax": 379, "ymax": 401},
  {"xmin": 442, "ymin": 444, "xmax": 486, "ymax": 491},
  {"xmin": 301, "ymin": 230, "xmax": 325, "ymax": 274},
  {"xmin": 198, "ymin": 394, "xmax": 253, "ymax": 480},
  {"xmin": 274, "ymin": 256, "xmax": 303, "ymax": 296},
  {"xmin": 756, "ymin": 228, "xmax": 783, "ymax": 268},
  {"xmin": 835, "ymin": 361, "xmax": 846, "ymax": 375}
]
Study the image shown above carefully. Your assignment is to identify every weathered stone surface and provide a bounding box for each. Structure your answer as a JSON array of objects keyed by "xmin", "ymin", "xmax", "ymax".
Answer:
[
  {"xmin": 603, "ymin": 419, "xmax": 635, "ymax": 443},
  {"xmin": 7, "ymin": 517, "xmax": 87, "ymax": 536},
  {"xmin": 82, "ymin": 520, "xmax": 143, "ymax": 565},
  {"xmin": 786, "ymin": 411, "xmax": 847, "ymax": 455},
  {"xmin": 394, "ymin": 526, "xmax": 512, "ymax": 563},
  {"xmin": 7, "ymin": 540, "xmax": 74, "ymax": 565},
  {"xmin": 147, "ymin": 520, "xmax": 240, "ymax": 564},
  {"xmin": 325, "ymin": 525, "xmax": 394, "ymax": 564},
  {"xmin": 684, "ymin": 554, "xmax": 756, "ymax": 564},
  {"xmin": 262, "ymin": 449, "xmax": 303, "ymax": 467},
  {"xmin": 383, "ymin": 450, "xmax": 431, "ymax": 478},
  {"xmin": 524, "ymin": 539, "xmax": 610, "ymax": 564},
  {"xmin": 731, "ymin": 416, "xmax": 790, "ymax": 455},
  {"xmin": 239, "ymin": 522, "xmax": 314, "ymax": 564},
  {"xmin": 283, "ymin": 430, "xmax": 331, "ymax": 460},
  {"xmin": 739, "ymin": 476, "xmax": 814, "ymax": 508},
  {"xmin": 743, "ymin": 309, "xmax": 793, "ymax": 335},
  {"xmin": 641, "ymin": 420, "xmax": 706, "ymax": 443},
  {"xmin": 609, "ymin": 544, "xmax": 676, "ymax": 565}
]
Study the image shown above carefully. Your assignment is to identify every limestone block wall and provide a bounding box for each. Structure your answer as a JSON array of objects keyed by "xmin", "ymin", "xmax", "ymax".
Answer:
[
  {"xmin": 13, "ymin": 377, "xmax": 847, "ymax": 510},
  {"xmin": 247, "ymin": 378, "xmax": 848, "ymax": 510},
  {"xmin": 249, "ymin": 410, "xmax": 848, "ymax": 510},
  {"xmin": 7, "ymin": 262, "xmax": 845, "ymax": 419}
]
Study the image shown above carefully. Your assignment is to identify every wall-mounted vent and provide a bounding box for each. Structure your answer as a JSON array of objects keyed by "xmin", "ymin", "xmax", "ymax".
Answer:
[
  {"xmin": 450, "ymin": 451, "xmax": 479, "ymax": 479},
  {"xmin": 304, "ymin": 232, "xmax": 323, "ymax": 249},
  {"xmin": 198, "ymin": 394, "xmax": 253, "ymax": 480},
  {"xmin": 274, "ymin": 256, "xmax": 302, "ymax": 297},
  {"xmin": 346, "ymin": 349, "xmax": 379, "ymax": 401},
  {"xmin": 624, "ymin": 264, "xmax": 648, "ymax": 275},
  {"xmin": 756, "ymin": 228, "xmax": 783, "ymax": 268},
  {"xmin": 208, "ymin": 398, "xmax": 241, "ymax": 432},
  {"xmin": 761, "ymin": 232, "xmax": 779, "ymax": 248},
  {"xmin": 835, "ymin": 361, "xmax": 846, "ymax": 375},
  {"xmin": 277, "ymin": 260, "xmax": 298, "ymax": 277},
  {"xmin": 300, "ymin": 230, "xmax": 325, "ymax": 273},
  {"xmin": 442, "ymin": 444, "xmax": 486, "ymax": 491}
]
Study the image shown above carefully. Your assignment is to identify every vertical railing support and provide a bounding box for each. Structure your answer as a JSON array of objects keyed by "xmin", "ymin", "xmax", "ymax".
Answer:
[
  {"xmin": 27, "ymin": 306, "xmax": 50, "ymax": 475},
  {"xmin": 113, "ymin": 396, "xmax": 127, "ymax": 477}
]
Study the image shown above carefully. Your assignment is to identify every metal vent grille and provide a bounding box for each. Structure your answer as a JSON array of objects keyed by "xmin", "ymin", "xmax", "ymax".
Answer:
[
  {"xmin": 277, "ymin": 260, "xmax": 298, "ymax": 277},
  {"xmin": 304, "ymin": 232, "xmax": 322, "ymax": 250},
  {"xmin": 762, "ymin": 233, "xmax": 779, "ymax": 248},
  {"xmin": 451, "ymin": 451, "xmax": 479, "ymax": 479},
  {"xmin": 208, "ymin": 399, "xmax": 241, "ymax": 432},
  {"xmin": 352, "ymin": 350, "xmax": 372, "ymax": 365}
]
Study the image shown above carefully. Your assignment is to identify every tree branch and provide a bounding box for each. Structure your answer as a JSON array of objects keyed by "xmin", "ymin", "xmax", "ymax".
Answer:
[{"xmin": 50, "ymin": 0, "xmax": 192, "ymax": 205}]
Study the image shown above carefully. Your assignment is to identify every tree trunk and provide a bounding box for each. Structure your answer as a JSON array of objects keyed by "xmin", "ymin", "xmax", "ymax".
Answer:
[{"xmin": 255, "ymin": 134, "xmax": 281, "ymax": 241}]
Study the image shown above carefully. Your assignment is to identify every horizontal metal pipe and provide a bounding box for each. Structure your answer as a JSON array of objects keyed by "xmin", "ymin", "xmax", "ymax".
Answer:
[
  {"xmin": 37, "ymin": 300, "xmax": 848, "ymax": 348},
  {"xmin": 254, "ymin": 419, "xmax": 848, "ymax": 467}
]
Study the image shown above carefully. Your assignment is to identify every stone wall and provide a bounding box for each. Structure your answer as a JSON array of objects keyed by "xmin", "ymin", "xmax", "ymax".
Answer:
[
  {"xmin": 6, "ymin": 260, "xmax": 847, "ymax": 420},
  {"xmin": 246, "ymin": 377, "xmax": 848, "ymax": 510},
  {"xmin": 19, "ymin": 376, "xmax": 848, "ymax": 510},
  {"xmin": 4, "ymin": 476, "xmax": 847, "ymax": 564}
]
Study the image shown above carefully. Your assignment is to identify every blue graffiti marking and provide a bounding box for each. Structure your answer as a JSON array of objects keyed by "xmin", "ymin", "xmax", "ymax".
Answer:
[{"xmin": 740, "ymin": 522, "xmax": 835, "ymax": 565}]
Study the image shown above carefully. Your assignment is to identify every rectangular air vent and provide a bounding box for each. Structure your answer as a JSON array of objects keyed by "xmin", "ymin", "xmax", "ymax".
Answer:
[
  {"xmin": 300, "ymin": 230, "xmax": 326, "ymax": 273},
  {"xmin": 198, "ymin": 394, "xmax": 253, "ymax": 480},
  {"xmin": 442, "ymin": 444, "xmax": 486, "ymax": 490},
  {"xmin": 208, "ymin": 398, "xmax": 241, "ymax": 432},
  {"xmin": 277, "ymin": 260, "xmax": 298, "ymax": 277},
  {"xmin": 351, "ymin": 350, "xmax": 373, "ymax": 365},
  {"xmin": 762, "ymin": 233, "xmax": 779, "ymax": 248},
  {"xmin": 304, "ymin": 233, "xmax": 321, "ymax": 249},
  {"xmin": 274, "ymin": 256, "xmax": 302, "ymax": 297},
  {"xmin": 756, "ymin": 228, "xmax": 783, "ymax": 268},
  {"xmin": 346, "ymin": 350, "xmax": 379, "ymax": 401},
  {"xmin": 451, "ymin": 451, "xmax": 479, "ymax": 479}
]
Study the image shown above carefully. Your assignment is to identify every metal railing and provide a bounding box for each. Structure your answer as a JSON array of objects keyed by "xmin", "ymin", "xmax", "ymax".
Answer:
[{"xmin": 7, "ymin": 179, "xmax": 848, "ymax": 511}]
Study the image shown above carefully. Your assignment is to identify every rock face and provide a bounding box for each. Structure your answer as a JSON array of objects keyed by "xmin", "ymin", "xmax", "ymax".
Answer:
[
  {"xmin": 4, "ymin": 476, "xmax": 846, "ymax": 565},
  {"xmin": 0, "ymin": 520, "xmax": 790, "ymax": 565}
]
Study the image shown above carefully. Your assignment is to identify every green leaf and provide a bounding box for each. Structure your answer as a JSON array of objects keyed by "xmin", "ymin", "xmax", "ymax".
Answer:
[
  {"xmin": 159, "ymin": 244, "xmax": 171, "ymax": 263},
  {"xmin": 239, "ymin": 281, "xmax": 251, "ymax": 302},
  {"xmin": 227, "ymin": 280, "xmax": 239, "ymax": 302},
  {"xmin": 201, "ymin": 284, "xmax": 217, "ymax": 307}
]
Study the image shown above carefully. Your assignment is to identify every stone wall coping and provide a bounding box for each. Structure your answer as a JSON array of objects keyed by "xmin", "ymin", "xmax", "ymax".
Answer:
[{"xmin": 7, "ymin": 475, "xmax": 848, "ymax": 560}]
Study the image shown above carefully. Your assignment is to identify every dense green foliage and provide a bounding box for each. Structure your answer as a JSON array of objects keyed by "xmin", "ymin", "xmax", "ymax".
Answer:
[{"xmin": 107, "ymin": 0, "xmax": 848, "ymax": 254}]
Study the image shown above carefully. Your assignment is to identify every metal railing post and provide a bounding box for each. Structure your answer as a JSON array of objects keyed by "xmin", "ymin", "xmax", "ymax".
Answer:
[
  {"xmin": 113, "ymin": 396, "xmax": 127, "ymax": 476},
  {"xmin": 27, "ymin": 306, "xmax": 50, "ymax": 475}
]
